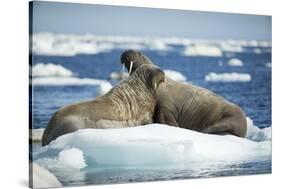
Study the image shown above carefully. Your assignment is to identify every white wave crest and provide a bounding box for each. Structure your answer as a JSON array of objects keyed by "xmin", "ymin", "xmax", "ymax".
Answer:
[
  {"xmin": 183, "ymin": 44, "xmax": 222, "ymax": 57},
  {"xmin": 164, "ymin": 70, "xmax": 187, "ymax": 82},
  {"xmin": 32, "ymin": 63, "xmax": 73, "ymax": 77},
  {"xmin": 34, "ymin": 123, "xmax": 271, "ymax": 170},
  {"xmin": 205, "ymin": 72, "xmax": 251, "ymax": 82},
  {"xmin": 228, "ymin": 58, "xmax": 244, "ymax": 67}
]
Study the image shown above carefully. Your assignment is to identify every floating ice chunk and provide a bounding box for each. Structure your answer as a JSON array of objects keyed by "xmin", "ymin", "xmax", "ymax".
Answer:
[
  {"xmin": 31, "ymin": 162, "xmax": 62, "ymax": 188},
  {"xmin": 220, "ymin": 42, "xmax": 244, "ymax": 53},
  {"xmin": 32, "ymin": 33, "xmax": 112, "ymax": 56},
  {"xmin": 109, "ymin": 72, "xmax": 129, "ymax": 80},
  {"xmin": 147, "ymin": 39, "xmax": 169, "ymax": 51},
  {"xmin": 205, "ymin": 72, "xmax": 251, "ymax": 82},
  {"xmin": 34, "ymin": 124, "xmax": 271, "ymax": 169},
  {"xmin": 32, "ymin": 63, "xmax": 73, "ymax": 77},
  {"xmin": 32, "ymin": 76, "xmax": 111, "ymax": 86},
  {"xmin": 228, "ymin": 58, "xmax": 244, "ymax": 67},
  {"xmin": 58, "ymin": 147, "xmax": 87, "ymax": 169},
  {"xmin": 183, "ymin": 44, "xmax": 222, "ymax": 57},
  {"xmin": 246, "ymin": 117, "xmax": 271, "ymax": 141},
  {"xmin": 164, "ymin": 70, "xmax": 187, "ymax": 82}
]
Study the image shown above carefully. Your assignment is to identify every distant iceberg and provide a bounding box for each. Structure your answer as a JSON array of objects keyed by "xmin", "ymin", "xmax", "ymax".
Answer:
[{"xmin": 205, "ymin": 72, "xmax": 251, "ymax": 82}]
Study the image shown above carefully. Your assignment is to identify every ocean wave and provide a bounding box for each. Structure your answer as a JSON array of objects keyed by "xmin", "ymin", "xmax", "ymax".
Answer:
[
  {"xmin": 32, "ymin": 33, "xmax": 271, "ymax": 56},
  {"xmin": 164, "ymin": 70, "xmax": 187, "ymax": 82},
  {"xmin": 32, "ymin": 63, "xmax": 74, "ymax": 77},
  {"xmin": 34, "ymin": 119, "xmax": 271, "ymax": 171},
  {"xmin": 227, "ymin": 58, "xmax": 244, "ymax": 67},
  {"xmin": 205, "ymin": 72, "xmax": 251, "ymax": 82},
  {"xmin": 183, "ymin": 44, "xmax": 223, "ymax": 57}
]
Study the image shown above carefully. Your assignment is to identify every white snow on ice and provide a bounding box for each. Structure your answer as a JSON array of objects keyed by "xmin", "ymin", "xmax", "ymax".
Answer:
[{"xmin": 205, "ymin": 72, "xmax": 251, "ymax": 82}]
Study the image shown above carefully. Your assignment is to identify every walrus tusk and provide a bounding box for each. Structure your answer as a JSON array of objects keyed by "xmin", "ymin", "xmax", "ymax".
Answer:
[
  {"xmin": 122, "ymin": 63, "xmax": 125, "ymax": 80},
  {"xmin": 129, "ymin": 61, "xmax": 134, "ymax": 75}
]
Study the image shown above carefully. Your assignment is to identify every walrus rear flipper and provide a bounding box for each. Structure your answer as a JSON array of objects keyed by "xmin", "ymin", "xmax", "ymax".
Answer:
[
  {"xmin": 42, "ymin": 116, "xmax": 82, "ymax": 146},
  {"xmin": 202, "ymin": 116, "xmax": 247, "ymax": 137}
]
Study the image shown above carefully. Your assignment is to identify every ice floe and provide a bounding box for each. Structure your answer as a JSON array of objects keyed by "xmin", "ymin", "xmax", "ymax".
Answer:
[
  {"xmin": 227, "ymin": 58, "xmax": 244, "ymax": 67},
  {"xmin": 164, "ymin": 70, "xmax": 187, "ymax": 82},
  {"xmin": 32, "ymin": 63, "xmax": 74, "ymax": 77},
  {"xmin": 33, "ymin": 120, "xmax": 271, "ymax": 171},
  {"xmin": 205, "ymin": 72, "xmax": 251, "ymax": 82},
  {"xmin": 183, "ymin": 44, "xmax": 223, "ymax": 57}
]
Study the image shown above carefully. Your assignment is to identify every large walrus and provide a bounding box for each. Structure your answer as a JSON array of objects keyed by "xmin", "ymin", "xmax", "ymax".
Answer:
[
  {"xmin": 120, "ymin": 50, "xmax": 247, "ymax": 137},
  {"xmin": 42, "ymin": 64, "xmax": 165, "ymax": 146}
]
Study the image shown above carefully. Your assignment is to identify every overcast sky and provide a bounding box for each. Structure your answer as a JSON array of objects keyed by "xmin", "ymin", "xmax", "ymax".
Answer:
[{"xmin": 31, "ymin": 1, "xmax": 272, "ymax": 40}]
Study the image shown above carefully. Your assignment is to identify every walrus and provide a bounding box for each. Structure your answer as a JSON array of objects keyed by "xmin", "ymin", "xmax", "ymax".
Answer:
[
  {"xmin": 120, "ymin": 50, "xmax": 247, "ymax": 137},
  {"xmin": 42, "ymin": 64, "xmax": 165, "ymax": 146}
]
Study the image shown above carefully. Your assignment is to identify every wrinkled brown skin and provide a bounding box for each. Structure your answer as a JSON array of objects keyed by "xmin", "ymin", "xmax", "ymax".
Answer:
[
  {"xmin": 42, "ymin": 64, "xmax": 165, "ymax": 146},
  {"xmin": 120, "ymin": 50, "xmax": 247, "ymax": 137}
]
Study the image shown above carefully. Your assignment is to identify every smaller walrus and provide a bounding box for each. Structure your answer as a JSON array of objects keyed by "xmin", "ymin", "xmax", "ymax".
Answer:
[
  {"xmin": 120, "ymin": 50, "xmax": 247, "ymax": 137},
  {"xmin": 42, "ymin": 64, "xmax": 165, "ymax": 146}
]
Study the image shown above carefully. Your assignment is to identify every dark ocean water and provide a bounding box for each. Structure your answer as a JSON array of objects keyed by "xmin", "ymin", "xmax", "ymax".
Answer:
[{"xmin": 30, "ymin": 48, "xmax": 272, "ymax": 186}]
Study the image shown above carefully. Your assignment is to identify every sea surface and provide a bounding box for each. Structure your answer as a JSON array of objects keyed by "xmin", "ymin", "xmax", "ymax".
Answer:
[{"xmin": 30, "ymin": 34, "xmax": 272, "ymax": 186}]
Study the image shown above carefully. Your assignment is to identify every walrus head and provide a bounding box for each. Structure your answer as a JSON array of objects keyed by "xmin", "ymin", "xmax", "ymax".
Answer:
[
  {"xmin": 135, "ymin": 64, "xmax": 165, "ymax": 92},
  {"xmin": 120, "ymin": 50, "xmax": 153, "ymax": 75}
]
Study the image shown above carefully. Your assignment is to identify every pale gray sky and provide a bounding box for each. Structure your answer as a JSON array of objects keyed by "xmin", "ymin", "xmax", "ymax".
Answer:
[{"xmin": 30, "ymin": 1, "xmax": 272, "ymax": 40}]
